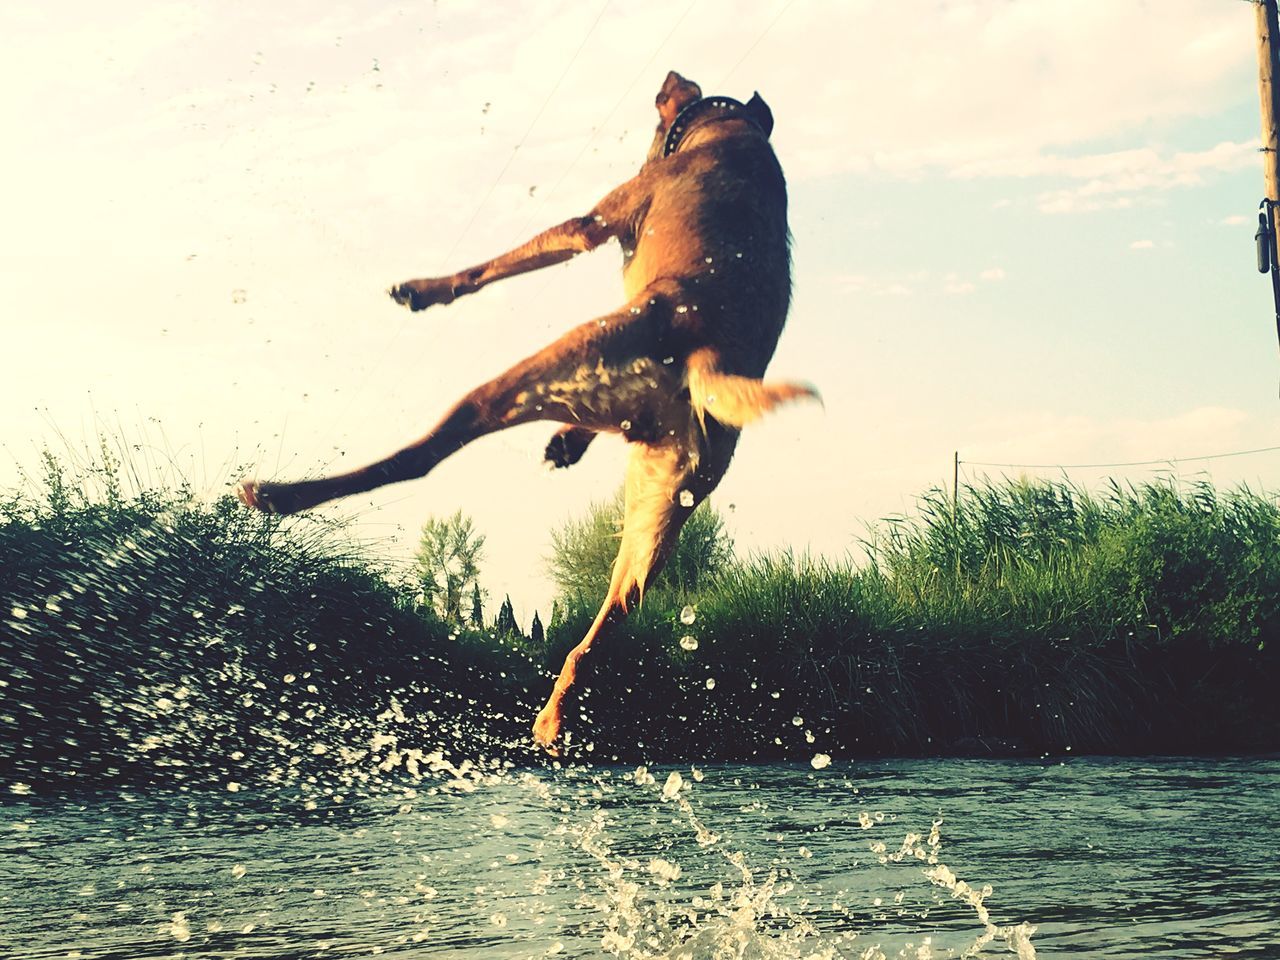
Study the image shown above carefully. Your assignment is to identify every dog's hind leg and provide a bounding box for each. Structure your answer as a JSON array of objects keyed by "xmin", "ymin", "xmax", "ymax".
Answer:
[
  {"xmin": 238, "ymin": 286, "xmax": 681, "ymax": 516},
  {"xmin": 532, "ymin": 425, "xmax": 739, "ymax": 752},
  {"xmin": 544, "ymin": 426, "xmax": 597, "ymax": 469}
]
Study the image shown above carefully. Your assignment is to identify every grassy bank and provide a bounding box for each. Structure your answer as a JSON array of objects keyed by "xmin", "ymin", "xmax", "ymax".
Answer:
[
  {"xmin": 2, "ymin": 451, "xmax": 1277, "ymax": 788},
  {"xmin": 537, "ymin": 479, "xmax": 1280, "ymax": 758},
  {"xmin": 0, "ymin": 451, "xmax": 542, "ymax": 789}
]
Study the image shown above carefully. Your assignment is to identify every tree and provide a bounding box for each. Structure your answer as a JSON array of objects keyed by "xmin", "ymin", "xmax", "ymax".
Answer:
[
  {"xmin": 493, "ymin": 594, "xmax": 520, "ymax": 637},
  {"xmin": 529, "ymin": 610, "xmax": 545, "ymax": 647},
  {"xmin": 469, "ymin": 582, "xmax": 484, "ymax": 629},
  {"xmin": 547, "ymin": 489, "xmax": 734, "ymax": 600},
  {"xmin": 415, "ymin": 510, "xmax": 486, "ymax": 625}
]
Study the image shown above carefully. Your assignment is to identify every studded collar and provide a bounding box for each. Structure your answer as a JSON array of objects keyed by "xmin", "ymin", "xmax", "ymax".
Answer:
[{"xmin": 662, "ymin": 96, "xmax": 763, "ymax": 158}]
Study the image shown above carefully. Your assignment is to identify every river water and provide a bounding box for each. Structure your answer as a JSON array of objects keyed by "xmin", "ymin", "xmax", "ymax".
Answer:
[{"xmin": 2, "ymin": 756, "xmax": 1277, "ymax": 959}]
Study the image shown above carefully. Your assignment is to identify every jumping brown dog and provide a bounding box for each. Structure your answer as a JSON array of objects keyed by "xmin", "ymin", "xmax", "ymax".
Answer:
[{"xmin": 237, "ymin": 71, "xmax": 817, "ymax": 751}]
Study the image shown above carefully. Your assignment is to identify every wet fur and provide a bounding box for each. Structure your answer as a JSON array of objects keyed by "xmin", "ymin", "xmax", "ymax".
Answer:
[{"xmin": 237, "ymin": 71, "xmax": 817, "ymax": 751}]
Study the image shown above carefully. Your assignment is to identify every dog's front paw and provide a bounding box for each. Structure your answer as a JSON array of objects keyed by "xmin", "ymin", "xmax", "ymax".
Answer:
[{"xmin": 388, "ymin": 277, "xmax": 457, "ymax": 312}]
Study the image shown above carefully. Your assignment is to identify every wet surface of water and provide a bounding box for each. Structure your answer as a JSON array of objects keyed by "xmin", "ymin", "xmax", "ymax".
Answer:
[{"xmin": 2, "ymin": 757, "xmax": 1277, "ymax": 958}]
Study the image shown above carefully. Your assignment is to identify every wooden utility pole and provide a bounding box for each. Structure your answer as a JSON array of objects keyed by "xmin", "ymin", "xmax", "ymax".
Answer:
[
  {"xmin": 1257, "ymin": 0, "xmax": 1280, "ymax": 205},
  {"xmin": 1255, "ymin": 0, "xmax": 1280, "ymax": 369}
]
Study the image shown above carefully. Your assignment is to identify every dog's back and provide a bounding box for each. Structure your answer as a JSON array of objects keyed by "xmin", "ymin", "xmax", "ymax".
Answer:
[{"xmin": 620, "ymin": 78, "xmax": 791, "ymax": 382}]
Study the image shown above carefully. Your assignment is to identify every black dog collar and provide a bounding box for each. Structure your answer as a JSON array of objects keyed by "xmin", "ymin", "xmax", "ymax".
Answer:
[{"xmin": 662, "ymin": 96, "xmax": 763, "ymax": 158}]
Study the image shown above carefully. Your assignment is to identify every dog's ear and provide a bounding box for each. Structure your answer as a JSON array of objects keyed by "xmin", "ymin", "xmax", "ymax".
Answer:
[
  {"xmin": 655, "ymin": 71, "xmax": 702, "ymax": 126},
  {"xmin": 744, "ymin": 92, "xmax": 773, "ymax": 138}
]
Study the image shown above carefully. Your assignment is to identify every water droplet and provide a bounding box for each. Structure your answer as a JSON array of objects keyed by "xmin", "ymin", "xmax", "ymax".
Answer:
[
  {"xmin": 810, "ymin": 753, "xmax": 832, "ymax": 770},
  {"xmin": 675, "ymin": 304, "xmax": 689, "ymax": 314},
  {"xmin": 679, "ymin": 635, "xmax": 699, "ymax": 651},
  {"xmin": 231, "ymin": 864, "xmax": 247, "ymax": 879},
  {"xmin": 9, "ymin": 607, "xmax": 26, "ymax": 620},
  {"xmin": 679, "ymin": 489, "xmax": 694, "ymax": 508},
  {"xmin": 680, "ymin": 605, "xmax": 696, "ymax": 625},
  {"xmin": 232, "ymin": 289, "xmax": 247, "ymax": 304},
  {"xmin": 284, "ymin": 674, "xmax": 296, "ymax": 684},
  {"xmin": 704, "ymin": 256, "xmax": 713, "ymax": 263},
  {"xmin": 792, "ymin": 716, "xmax": 804, "ymax": 726},
  {"xmin": 620, "ymin": 419, "xmax": 632, "ymax": 431},
  {"xmin": 226, "ymin": 781, "xmax": 241, "ymax": 792},
  {"xmin": 704, "ymin": 678, "xmax": 716, "ymax": 690},
  {"xmin": 662, "ymin": 771, "xmax": 683, "ymax": 800}
]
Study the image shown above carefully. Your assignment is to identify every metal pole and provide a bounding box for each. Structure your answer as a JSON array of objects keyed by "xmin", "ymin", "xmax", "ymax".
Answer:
[{"xmin": 952, "ymin": 451, "xmax": 961, "ymax": 579}]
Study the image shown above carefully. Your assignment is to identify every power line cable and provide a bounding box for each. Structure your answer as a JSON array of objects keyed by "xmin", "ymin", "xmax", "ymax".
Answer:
[
  {"xmin": 961, "ymin": 443, "xmax": 1280, "ymax": 470},
  {"xmin": 715, "ymin": 0, "xmax": 798, "ymax": 87},
  {"xmin": 310, "ymin": 3, "xmax": 612, "ymax": 475},
  {"xmin": 441, "ymin": 0, "xmax": 613, "ymax": 270},
  {"xmin": 508, "ymin": 0, "xmax": 700, "ymax": 246}
]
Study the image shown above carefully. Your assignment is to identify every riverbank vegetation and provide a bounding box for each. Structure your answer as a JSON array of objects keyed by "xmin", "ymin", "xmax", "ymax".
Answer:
[{"xmin": 2, "ymin": 445, "xmax": 1276, "ymax": 788}]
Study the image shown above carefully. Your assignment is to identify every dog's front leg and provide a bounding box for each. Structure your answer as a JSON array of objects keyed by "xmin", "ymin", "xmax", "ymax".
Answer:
[{"xmin": 390, "ymin": 214, "xmax": 615, "ymax": 312}]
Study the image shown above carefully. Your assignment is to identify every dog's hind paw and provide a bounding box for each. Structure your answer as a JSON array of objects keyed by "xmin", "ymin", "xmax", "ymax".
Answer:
[
  {"xmin": 235, "ymin": 480, "xmax": 304, "ymax": 515},
  {"xmin": 236, "ymin": 480, "xmax": 272, "ymax": 513},
  {"xmin": 532, "ymin": 704, "xmax": 563, "ymax": 757},
  {"xmin": 388, "ymin": 277, "xmax": 458, "ymax": 312},
  {"xmin": 544, "ymin": 426, "xmax": 596, "ymax": 469}
]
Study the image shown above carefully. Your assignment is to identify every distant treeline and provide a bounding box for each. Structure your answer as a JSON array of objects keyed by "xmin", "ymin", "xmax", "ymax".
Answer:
[{"xmin": 2, "ymin": 449, "xmax": 1277, "ymax": 789}]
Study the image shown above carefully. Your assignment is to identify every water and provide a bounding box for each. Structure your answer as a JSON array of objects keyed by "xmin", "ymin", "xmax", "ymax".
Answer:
[{"xmin": 3, "ymin": 757, "xmax": 1277, "ymax": 959}]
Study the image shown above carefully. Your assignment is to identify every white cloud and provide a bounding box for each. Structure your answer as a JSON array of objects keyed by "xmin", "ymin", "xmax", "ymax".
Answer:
[
  {"xmin": 775, "ymin": 0, "xmax": 1253, "ymax": 180},
  {"xmin": 979, "ymin": 267, "xmax": 1006, "ymax": 282},
  {"xmin": 1129, "ymin": 239, "xmax": 1155, "ymax": 250},
  {"xmin": 1221, "ymin": 214, "xmax": 1251, "ymax": 226},
  {"xmin": 1026, "ymin": 141, "xmax": 1258, "ymax": 214}
]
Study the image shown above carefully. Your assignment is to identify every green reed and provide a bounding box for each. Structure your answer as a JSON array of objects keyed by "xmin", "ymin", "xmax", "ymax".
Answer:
[
  {"xmin": 3, "ymin": 444, "xmax": 1277, "ymax": 785},
  {"xmin": 545, "ymin": 478, "xmax": 1280, "ymax": 758},
  {"xmin": 0, "ymin": 446, "xmax": 540, "ymax": 788}
]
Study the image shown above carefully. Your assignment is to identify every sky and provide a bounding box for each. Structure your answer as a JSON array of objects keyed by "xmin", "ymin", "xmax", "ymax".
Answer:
[{"xmin": 4, "ymin": 0, "xmax": 1280, "ymax": 625}]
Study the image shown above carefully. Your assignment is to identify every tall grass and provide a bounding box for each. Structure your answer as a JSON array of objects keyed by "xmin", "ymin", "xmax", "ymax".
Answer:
[
  {"xmin": 3, "ymin": 447, "xmax": 1276, "ymax": 785},
  {"xmin": 539, "ymin": 478, "xmax": 1280, "ymax": 758},
  {"xmin": 0, "ymin": 447, "xmax": 541, "ymax": 788}
]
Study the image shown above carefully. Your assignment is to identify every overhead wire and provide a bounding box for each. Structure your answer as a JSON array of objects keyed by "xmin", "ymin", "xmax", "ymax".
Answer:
[
  {"xmin": 961, "ymin": 443, "xmax": 1280, "ymax": 470},
  {"xmin": 311, "ymin": 2, "xmax": 612, "ymax": 476},
  {"xmin": 440, "ymin": 0, "xmax": 613, "ymax": 270},
  {"xmin": 508, "ymin": 0, "xmax": 701, "ymax": 245}
]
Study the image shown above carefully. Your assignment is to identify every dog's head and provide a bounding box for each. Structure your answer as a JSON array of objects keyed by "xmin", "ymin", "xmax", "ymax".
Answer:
[{"xmin": 647, "ymin": 71, "xmax": 774, "ymax": 162}]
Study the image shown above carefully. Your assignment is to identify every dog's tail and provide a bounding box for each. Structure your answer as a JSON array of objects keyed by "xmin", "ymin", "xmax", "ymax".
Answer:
[{"xmin": 687, "ymin": 348, "xmax": 821, "ymax": 429}]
